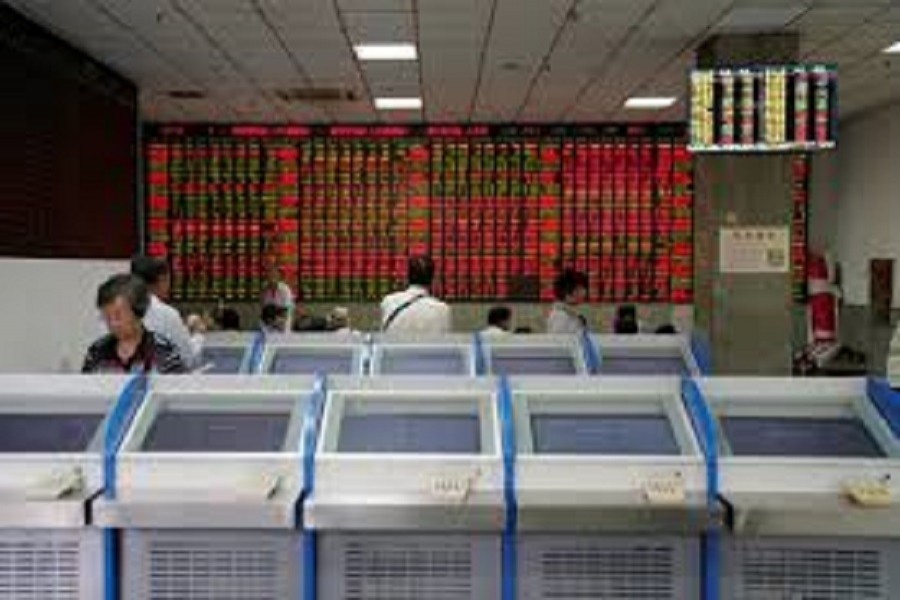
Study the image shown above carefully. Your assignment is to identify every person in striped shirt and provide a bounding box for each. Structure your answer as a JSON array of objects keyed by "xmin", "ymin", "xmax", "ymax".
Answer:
[{"xmin": 81, "ymin": 274, "xmax": 186, "ymax": 374}]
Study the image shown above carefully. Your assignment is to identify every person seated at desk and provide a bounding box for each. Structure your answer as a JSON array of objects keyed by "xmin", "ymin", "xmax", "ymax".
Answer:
[
  {"xmin": 260, "ymin": 303, "xmax": 290, "ymax": 335},
  {"xmin": 547, "ymin": 269, "xmax": 589, "ymax": 335},
  {"xmin": 614, "ymin": 304, "xmax": 640, "ymax": 334},
  {"xmin": 82, "ymin": 274, "xmax": 186, "ymax": 374},
  {"xmin": 380, "ymin": 255, "xmax": 452, "ymax": 334},
  {"xmin": 328, "ymin": 306, "xmax": 358, "ymax": 335},
  {"xmin": 481, "ymin": 306, "xmax": 512, "ymax": 338}
]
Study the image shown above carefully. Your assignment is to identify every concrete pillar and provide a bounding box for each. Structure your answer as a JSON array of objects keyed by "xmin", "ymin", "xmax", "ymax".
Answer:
[{"xmin": 693, "ymin": 34, "xmax": 800, "ymax": 374}]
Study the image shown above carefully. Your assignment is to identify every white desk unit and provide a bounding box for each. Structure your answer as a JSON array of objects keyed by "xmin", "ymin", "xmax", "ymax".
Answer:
[
  {"xmin": 0, "ymin": 374, "xmax": 128, "ymax": 599},
  {"xmin": 94, "ymin": 375, "xmax": 320, "ymax": 600},
  {"xmin": 594, "ymin": 334, "xmax": 703, "ymax": 376},
  {"xmin": 483, "ymin": 334, "xmax": 589, "ymax": 376},
  {"xmin": 369, "ymin": 333, "xmax": 478, "ymax": 376},
  {"xmin": 196, "ymin": 332, "xmax": 257, "ymax": 374},
  {"xmin": 698, "ymin": 377, "xmax": 900, "ymax": 600},
  {"xmin": 308, "ymin": 377, "xmax": 504, "ymax": 600},
  {"xmin": 258, "ymin": 332, "xmax": 367, "ymax": 375},
  {"xmin": 510, "ymin": 376, "xmax": 706, "ymax": 599}
]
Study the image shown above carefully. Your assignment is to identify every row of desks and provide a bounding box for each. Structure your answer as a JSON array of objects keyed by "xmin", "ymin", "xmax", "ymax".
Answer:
[
  {"xmin": 0, "ymin": 372, "xmax": 898, "ymax": 599},
  {"xmin": 199, "ymin": 332, "xmax": 706, "ymax": 377}
]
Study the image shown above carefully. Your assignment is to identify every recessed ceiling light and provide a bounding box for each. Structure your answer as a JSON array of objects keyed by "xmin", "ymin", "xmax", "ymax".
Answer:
[
  {"xmin": 884, "ymin": 41, "xmax": 900, "ymax": 54},
  {"xmin": 354, "ymin": 43, "xmax": 418, "ymax": 61},
  {"xmin": 374, "ymin": 97, "xmax": 422, "ymax": 110},
  {"xmin": 624, "ymin": 97, "xmax": 677, "ymax": 110}
]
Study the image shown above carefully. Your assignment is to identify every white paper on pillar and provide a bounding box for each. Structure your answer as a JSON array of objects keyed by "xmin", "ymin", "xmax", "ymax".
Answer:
[{"xmin": 719, "ymin": 227, "xmax": 790, "ymax": 274}]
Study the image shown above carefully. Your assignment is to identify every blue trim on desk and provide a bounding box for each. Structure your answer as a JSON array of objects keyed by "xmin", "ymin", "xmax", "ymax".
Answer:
[
  {"xmin": 247, "ymin": 329, "xmax": 266, "ymax": 373},
  {"xmin": 681, "ymin": 378, "xmax": 719, "ymax": 600},
  {"xmin": 300, "ymin": 374, "xmax": 328, "ymax": 600},
  {"xmin": 102, "ymin": 373, "xmax": 150, "ymax": 600},
  {"xmin": 868, "ymin": 377, "xmax": 900, "ymax": 438},
  {"xmin": 690, "ymin": 333, "xmax": 712, "ymax": 376},
  {"xmin": 497, "ymin": 376, "xmax": 517, "ymax": 600},
  {"xmin": 581, "ymin": 331, "xmax": 601, "ymax": 374},
  {"xmin": 473, "ymin": 332, "xmax": 486, "ymax": 376}
]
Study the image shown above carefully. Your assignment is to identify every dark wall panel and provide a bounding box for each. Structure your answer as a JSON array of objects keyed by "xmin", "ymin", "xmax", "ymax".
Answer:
[{"xmin": 0, "ymin": 5, "xmax": 137, "ymax": 259}]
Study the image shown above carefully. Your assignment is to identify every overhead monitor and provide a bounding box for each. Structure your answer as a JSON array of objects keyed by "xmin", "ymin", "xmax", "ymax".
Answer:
[
  {"xmin": 378, "ymin": 349, "xmax": 468, "ymax": 375},
  {"xmin": 689, "ymin": 64, "xmax": 837, "ymax": 153},
  {"xmin": 0, "ymin": 414, "xmax": 104, "ymax": 453},
  {"xmin": 338, "ymin": 414, "xmax": 481, "ymax": 454},
  {"xmin": 721, "ymin": 416, "xmax": 884, "ymax": 458},
  {"xmin": 531, "ymin": 414, "xmax": 680, "ymax": 455},
  {"xmin": 141, "ymin": 411, "xmax": 291, "ymax": 453},
  {"xmin": 269, "ymin": 349, "xmax": 355, "ymax": 375}
]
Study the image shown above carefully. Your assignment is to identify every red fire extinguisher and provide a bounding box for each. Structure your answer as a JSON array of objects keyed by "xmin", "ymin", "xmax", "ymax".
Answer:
[{"xmin": 807, "ymin": 250, "xmax": 839, "ymax": 345}]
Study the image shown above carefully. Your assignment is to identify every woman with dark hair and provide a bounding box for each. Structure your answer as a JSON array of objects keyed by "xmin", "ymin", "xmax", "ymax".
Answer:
[{"xmin": 81, "ymin": 274, "xmax": 186, "ymax": 374}]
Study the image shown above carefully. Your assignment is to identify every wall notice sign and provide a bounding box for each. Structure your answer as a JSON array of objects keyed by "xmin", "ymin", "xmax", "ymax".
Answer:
[{"xmin": 720, "ymin": 227, "xmax": 790, "ymax": 273}]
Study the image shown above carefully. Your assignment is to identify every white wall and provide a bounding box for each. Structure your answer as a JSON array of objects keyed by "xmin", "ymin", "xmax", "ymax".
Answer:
[
  {"xmin": 810, "ymin": 102, "xmax": 900, "ymax": 307},
  {"xmin": 0, "ymin": 258, "xmax": 127, "ymax": 372}
]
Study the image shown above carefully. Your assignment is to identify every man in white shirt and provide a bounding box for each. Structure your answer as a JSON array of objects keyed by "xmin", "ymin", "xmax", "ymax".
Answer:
[
  {"xmin": 131, "ymin": 256, "xmax": 198, "ymax": 369},
  {"xmin": 380, "ymin": 255, "xmax": 452, "ymax": 334},
  {"xmin": 261, "ymin": 261, "xmax": 295, "ymax": 332},
  {"xmin": 481, "ymin": 306, "xmax": 512, "ymax": 338},
  {"xmin": 546, "ymin": 269, "xmax": 589, "ymax": 335}
]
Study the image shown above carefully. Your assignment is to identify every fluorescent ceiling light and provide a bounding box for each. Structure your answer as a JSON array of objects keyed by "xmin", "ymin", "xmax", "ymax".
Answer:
[
  {"xmin": 354, "ymin": 43, "xmax": 418, "ymax": 61},
  {"xmin": 374, "ymin": 97, "xmax": 422, "ymax": 110},
  {"xmin": 624, "ymin": 97, "xmax": 677, "ymax": 109},
  {"xmin": 884, "ymin": 41, "xmax": 900, "ymax": 54}
]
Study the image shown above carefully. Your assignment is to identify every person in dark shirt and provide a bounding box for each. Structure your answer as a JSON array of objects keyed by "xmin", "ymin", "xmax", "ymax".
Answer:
[{"xmin": 82, "ymin": 274, "xmax": 186, "ymax": 374}]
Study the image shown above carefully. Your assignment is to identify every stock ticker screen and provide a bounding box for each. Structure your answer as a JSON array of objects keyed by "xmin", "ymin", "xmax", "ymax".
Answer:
[{"xmin": 145, "ymin": 124, "xmax": 694, "ymax": 304}]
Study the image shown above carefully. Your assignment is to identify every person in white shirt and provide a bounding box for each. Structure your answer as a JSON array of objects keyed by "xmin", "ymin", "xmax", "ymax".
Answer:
[
  {"xmin": 261, "ymin": 261, "xmax": 295, "ymax": 332},
  {"xmin": 546, "ymin": 269, "xmax": 589, "ymax": 335},
  {"xmin": 130, "ymin": 256, "xmax": 198, "ymax": 369},
  {"xmin": 481, "ymin": 306, "xmax": 512, "ymax": 338},
  {"xmin": 328, "ymin": 306, "xmax": 358, "ymax": 335},
  {"xmin": 380, "ymin": 255, "xmax": 452, "ymax": 334}
]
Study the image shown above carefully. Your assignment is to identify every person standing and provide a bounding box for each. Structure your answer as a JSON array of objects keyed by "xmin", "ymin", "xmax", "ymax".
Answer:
[
  {"xmin": 131, "ymin": 255, "xmax": 197, "ymax": 369},
  {"xmin": 82, "ymin": 274, "xmax": 185, "ymax": 374},
  {"xmin": 547, "ymin": 269, "xmax": 589, "ymax": 335},
  {"xmin": 261, "ymin": 261, "xmax": 295, "ymax": 332},
  {"xmin": 380, "ymin": 255, "xmax": 452, "ymax": 334}
]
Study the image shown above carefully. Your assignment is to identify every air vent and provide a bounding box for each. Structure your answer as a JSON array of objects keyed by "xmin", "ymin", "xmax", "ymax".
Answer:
[
  {"xmin": 167, "ymin": 90, "xmax": 206, "ymax": 100},
  {"xmin": 320, "ymin": 534, "xmax": 501, "ymax": 600},
  {"xmin": 520, "ymin": 536, "xmax": 699, "ymax": 600},
  {"xmin": 0, "ymin": 534, "xmax": 81, "ymax": 599},
  {"xmin": 126, "ymin": 531, "xmax": 296, "ymax": 600},
  {"xmin": 733, "ymin": 541, "xmax": 887, "ymax": 599},
  {"xmin": 274, "ymin": 88, "xmax": 357, "ymax": 103}
]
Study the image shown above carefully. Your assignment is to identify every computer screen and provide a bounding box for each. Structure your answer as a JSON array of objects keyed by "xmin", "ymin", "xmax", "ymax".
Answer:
[
  {"xmin": 492, "ymin": 352, "xmax": 578, "ymax": 375},
  {"xmin": 600, "ymin": 356, "xmax": 688, "ymax": 376},
  {"xmin": 142, "ymin": 412, "xmax": 291, "ymax": 452},
  {"xmin": 0, "ymin": 414, "xmax": 104, "ymax": 453},
  {"xmin": 379, "ymin": 349, "xmax": 467, "ymax": 375},
  {"xmin": 338, "ymin": 414, "xmax": 481, "ymax": 454},
  {"xmin": 199, "ymin": 347, "xmax": 245, "ymax": 374},
  {"xmin": 531, "ymin": 414, "xmax": 680, "ymax": 455},
  {"xmin": 269, "ymin": 350, "xmax": 355, "ymax": 375},
  {"xmin": 721, "ymin": 416, "xmax": 884, "ymax": 458}
]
